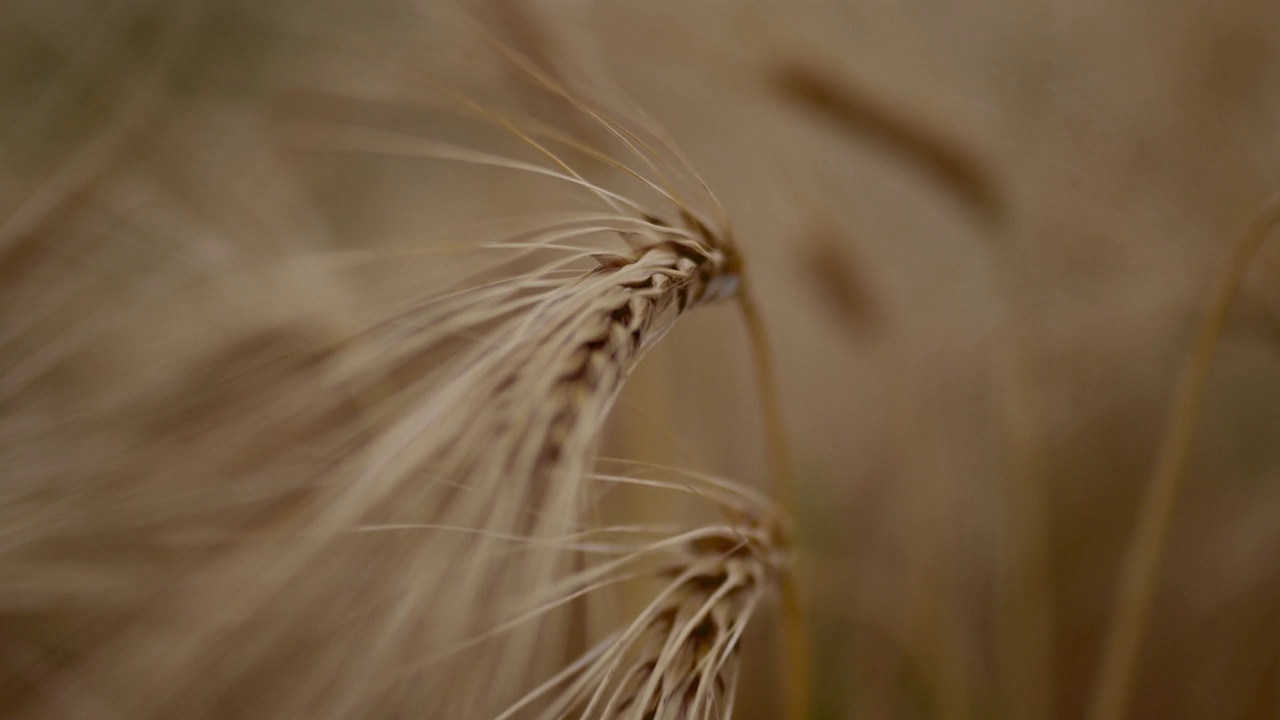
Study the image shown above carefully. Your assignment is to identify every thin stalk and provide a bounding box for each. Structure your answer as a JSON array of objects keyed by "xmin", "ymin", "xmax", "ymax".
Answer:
[
  {"xmin": 738, "ymin": 281, "xmax": 810, "ymax": 720},
  {"xmin": 1088, "ymin": 193, "xmax": 1280, "ymax": 720}
]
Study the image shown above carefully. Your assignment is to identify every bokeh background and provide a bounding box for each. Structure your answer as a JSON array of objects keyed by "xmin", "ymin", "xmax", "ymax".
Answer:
[{"xmin": 4, "ymin": 0, "xmax": 1280, "ymax": 718}]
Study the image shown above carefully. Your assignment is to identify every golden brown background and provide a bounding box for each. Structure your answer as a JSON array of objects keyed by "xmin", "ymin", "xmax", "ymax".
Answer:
[{"xmin": 3, "ymin": 0, "xmax": 1279, "ymax": 718}]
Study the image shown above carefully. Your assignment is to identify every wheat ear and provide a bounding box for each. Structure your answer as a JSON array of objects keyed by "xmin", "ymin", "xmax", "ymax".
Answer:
[{"xmin": 493, "ymin": 465, "xmax": 789, "ymax": 720}]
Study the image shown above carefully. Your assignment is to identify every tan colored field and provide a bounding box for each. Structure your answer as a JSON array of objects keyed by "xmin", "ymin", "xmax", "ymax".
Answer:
[{"xmin": 2, "ymin": 1, "xmax": 1278, "ymax": 718}]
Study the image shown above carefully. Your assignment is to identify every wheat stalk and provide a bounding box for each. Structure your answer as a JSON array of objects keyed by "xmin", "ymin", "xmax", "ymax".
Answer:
[{"xmin": 1087, "ymin": 193, "xmax": 1280, "ymax": 720}]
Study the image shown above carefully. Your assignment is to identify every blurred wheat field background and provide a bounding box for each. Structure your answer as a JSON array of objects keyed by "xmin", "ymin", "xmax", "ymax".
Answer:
[{"xmin": 2, "ymin": 0, "xmax": 1280, "ymax": 718}]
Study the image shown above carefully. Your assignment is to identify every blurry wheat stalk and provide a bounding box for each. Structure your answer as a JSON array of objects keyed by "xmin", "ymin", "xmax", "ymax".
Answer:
[{"xmin": 0, "ymin": 4, "xmax": 801, "ymax": 719}]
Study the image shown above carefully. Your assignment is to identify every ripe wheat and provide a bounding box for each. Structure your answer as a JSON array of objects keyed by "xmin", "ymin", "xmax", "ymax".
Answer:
[{"xmin": 0, "ymin": 15, "xmax": 795, "ymax": 719}]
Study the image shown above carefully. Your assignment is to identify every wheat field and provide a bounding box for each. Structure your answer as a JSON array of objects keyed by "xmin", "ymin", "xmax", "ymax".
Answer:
[{"xmin": 2, "ymin": 1, "xmax": 1279, "ymax": 719}]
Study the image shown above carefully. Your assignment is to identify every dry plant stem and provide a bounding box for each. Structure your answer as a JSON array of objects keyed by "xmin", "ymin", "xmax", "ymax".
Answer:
[
  {"xmin": 986, "ymin": 234, "xmax": 1054, "ymax": 720},
  {"xmin": 992, "ymin": 334, "xmax": 1055, "ymax": 720},
  {"xmin": 774, "ymin": 62, "xmax": 1002, "ymax": 225},
  {"xmin": 1088, "ymin": 193, "xmax": 1280, "ymax": 720},
  {"xmin": 737, "ymin": 283, "xmax": 810, "ymax": 720},
  {"xmin": 737, "ymin": 285, "xmax": 795, "ymax": 507},
  {"xmin": 777, "ymin": 573, "xmax": 811, "ymax": 720}
]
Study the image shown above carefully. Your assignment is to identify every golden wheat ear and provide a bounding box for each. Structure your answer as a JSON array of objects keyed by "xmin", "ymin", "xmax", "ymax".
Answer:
[{"xmin": 489, "ymin": 464, "xmax": 788, "ymax": 720}]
